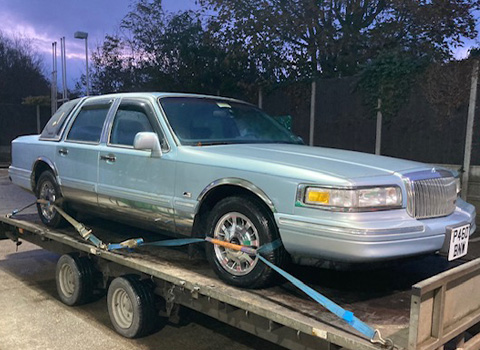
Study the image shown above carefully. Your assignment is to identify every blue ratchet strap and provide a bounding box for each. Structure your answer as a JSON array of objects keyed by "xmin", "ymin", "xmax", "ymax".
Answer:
[
  {"xmin": 107, "ymin": 237, "xmax": 205, "ymax": 251},
  {"xmin": 143, "ymin": 238, "xmax": 205, "ymax": 247},
  {"xmin": 110, "ymin": 237, "xmax": 277, "ymax": 252},
  {"xmin": 107, "ymin": 238, "xmax": 145, "ymax": 251},
  {"xmin": 256, "ymin": 239, "xmax": 283, "ymax": 254},
  {"xmin": 87, "ymin": 234, "xmax": 107, "ymax": 249},
  {"xmin": 256, "ymin": 254, "xmax": 376, "ymax": 340}
]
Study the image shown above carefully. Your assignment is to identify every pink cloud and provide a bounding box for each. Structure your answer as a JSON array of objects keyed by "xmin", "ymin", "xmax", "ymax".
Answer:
[{"xmin": 0, "ymin": 12, "xmax": 88, "ymax": 61}]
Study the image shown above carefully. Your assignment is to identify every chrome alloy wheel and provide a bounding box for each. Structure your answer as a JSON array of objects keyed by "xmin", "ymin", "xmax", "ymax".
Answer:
[
  {"xmin": 58, "ymin": 263, "xmax": 75, "ymax": 298},
  {"xmin": 39, "ymin": 181, "xmax": 57, "ymax": 220},
  {"xmin": 213, "ymin": 212, "xmax": 260, "ymax": 276},
  {"xmin": 111, "ymin": 288, "xmax": 134, "ymax": 329}
]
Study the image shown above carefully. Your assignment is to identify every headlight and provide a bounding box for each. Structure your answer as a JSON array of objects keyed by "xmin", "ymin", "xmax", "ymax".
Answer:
[{"xmin": 299, "ymin": 186, "xmax": 402, "ymax": 211}]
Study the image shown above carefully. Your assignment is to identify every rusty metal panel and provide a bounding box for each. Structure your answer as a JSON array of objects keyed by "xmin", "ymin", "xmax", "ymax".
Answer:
[
  {"xmin": 416, "ymin": 291, "xmax": 435, "ymax": 346},
  {"xmin": 443, "ymin": 271, "xmax": 480, "ymax": 330},
  {"xmin": 409, "ymin": 258, "xmax": 480, "ymax": 350}
]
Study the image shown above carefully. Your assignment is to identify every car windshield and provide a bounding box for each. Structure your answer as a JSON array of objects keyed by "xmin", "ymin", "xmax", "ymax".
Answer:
[{"xmin": 159, "ymin": 97, "xmax": 302, "ymax": 146}]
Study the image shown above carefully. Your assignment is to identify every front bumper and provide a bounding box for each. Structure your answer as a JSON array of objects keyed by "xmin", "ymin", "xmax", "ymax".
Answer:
[{"xmin": 275, "ymin": 199, "xmax": 476, "ymax": 263}]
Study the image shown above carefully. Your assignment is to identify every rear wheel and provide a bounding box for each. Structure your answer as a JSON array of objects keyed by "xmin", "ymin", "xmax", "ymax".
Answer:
[
  {"xmin": 205, "ymin": 195, "xmax": 286, "ymax": 288},
  {"xmin": 107, "ymin": 275, "xmax": 159, "ymax": 338},
  {"xmin": 35, "ymin": 171, "xmax": 66, "ymax": 228}
]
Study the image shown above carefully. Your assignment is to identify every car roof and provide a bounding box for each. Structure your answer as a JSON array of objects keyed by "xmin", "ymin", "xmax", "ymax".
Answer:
[{"xmin": 78, "ymin": 92, "xmax": 254, "ymax": 107}]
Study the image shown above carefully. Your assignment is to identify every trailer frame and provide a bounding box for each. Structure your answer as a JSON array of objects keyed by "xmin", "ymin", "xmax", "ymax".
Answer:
[{"xmin": 1, "ymin": 213, "xmax": 480, "ymax": 350}]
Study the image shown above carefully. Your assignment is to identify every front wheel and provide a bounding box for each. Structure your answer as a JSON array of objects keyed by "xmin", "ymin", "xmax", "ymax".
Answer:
[{"xmin": 205, "ymin": 196, "xmax": 286, "ymax": 289}]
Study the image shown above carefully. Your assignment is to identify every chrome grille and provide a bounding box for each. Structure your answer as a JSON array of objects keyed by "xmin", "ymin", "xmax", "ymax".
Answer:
[{"xmin": 406, "ymin": 177, "xmax": 457, "ymax": 219}]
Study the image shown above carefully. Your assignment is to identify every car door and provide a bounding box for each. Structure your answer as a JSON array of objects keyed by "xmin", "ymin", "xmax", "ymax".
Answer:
[
  {"xmin": 97, "ymin": 98, "xmax": 176, "ymax": 232},
  {"xmin": 56, "ymin": 98, "xmax": 114, "ymax": 206}
]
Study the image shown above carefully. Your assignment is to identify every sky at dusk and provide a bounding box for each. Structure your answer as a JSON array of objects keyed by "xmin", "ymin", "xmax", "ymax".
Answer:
[
  {"xmin": 0, "ymin": 0, "xmax": 198, "ymax": 90},
  {"xmin": 0, "ymin": 1, "xmax": 479, "ymax": 92}
]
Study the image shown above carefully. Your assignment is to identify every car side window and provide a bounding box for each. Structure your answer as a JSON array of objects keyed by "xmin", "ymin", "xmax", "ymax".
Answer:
[
  {"xmin": 67, "ymin": 102, "xmax": 111, "ymax": 143},
  {"xmin": 40, "ymin": 99, "xmax": 82, "ymax": 141},
  {"xmin": 109, "ymin": 101, "xmax": 156, "ymax": 147}
]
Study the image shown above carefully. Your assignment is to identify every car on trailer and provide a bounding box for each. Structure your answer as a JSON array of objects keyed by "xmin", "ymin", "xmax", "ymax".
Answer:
[{"xmin": 8, "ymin": 92, "xmax": 477, "ymax": 288}]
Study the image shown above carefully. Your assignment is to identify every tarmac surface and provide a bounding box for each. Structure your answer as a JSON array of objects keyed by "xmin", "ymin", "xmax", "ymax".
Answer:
[{"xmin": 0, "ymin": 169, "xmax": 282, "ymax": 350}]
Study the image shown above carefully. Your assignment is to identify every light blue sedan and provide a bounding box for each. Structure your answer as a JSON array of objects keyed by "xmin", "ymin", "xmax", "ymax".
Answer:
[{"xmin": 9, "ymin": 93, "xmax": 477, "ymax": 288}]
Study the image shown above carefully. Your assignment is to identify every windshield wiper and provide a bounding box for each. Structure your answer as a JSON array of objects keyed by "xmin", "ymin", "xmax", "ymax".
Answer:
[{"xmin": 194, "ymin": 141, "xmax": 234, "ymax": 146}]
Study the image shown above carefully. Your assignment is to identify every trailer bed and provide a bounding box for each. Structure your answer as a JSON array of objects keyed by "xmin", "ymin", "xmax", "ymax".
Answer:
[{"xmin": 2, "ymin": 211, "xmax": 480, "ymax": 350}]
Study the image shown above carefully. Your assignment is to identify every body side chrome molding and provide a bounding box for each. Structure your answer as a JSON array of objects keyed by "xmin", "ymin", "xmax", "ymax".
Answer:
[{"xmin": 198, "ymin": 178, "xmax": 276, "ymax": 213}]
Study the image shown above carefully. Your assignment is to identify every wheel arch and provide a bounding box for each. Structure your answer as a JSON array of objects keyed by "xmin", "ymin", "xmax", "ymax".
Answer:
[
  {"xmin": 192, "ymin": 178, "xmax": 277, "ymax": 237},
  {"xmin": 31, "ymin": 157, "xmax": 60, "ymax": 192}
]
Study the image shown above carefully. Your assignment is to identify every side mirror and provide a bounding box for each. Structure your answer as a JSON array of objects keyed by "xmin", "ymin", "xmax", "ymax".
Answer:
[{"xmin": 133, "ymin": 132, "xmax": 162, "ymax": 158}]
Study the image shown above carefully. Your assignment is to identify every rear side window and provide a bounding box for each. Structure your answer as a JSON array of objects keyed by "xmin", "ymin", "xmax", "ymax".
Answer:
[
  {"xmin": 67, "ymin": 101, "xmax": 112, "ymax": 143},
  {"xmin": 40, "ymin": 99, "xmax": 82, "ymax": 140}
]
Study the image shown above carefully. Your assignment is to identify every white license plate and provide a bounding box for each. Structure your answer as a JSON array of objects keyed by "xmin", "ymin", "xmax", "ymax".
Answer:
[{"xmin": 448, "ymin": 224, "xmax": 470, "ymax": 261}]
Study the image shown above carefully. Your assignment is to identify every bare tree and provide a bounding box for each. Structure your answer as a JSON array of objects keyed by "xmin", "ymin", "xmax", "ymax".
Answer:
[{"xmin": 0, "ymin": 31, "xmax": 49, "ymax": 104}]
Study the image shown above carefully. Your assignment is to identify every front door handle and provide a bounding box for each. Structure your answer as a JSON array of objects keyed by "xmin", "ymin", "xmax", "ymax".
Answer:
[
  {"xmin": 58, "ymin": 148, "xmax": 68, "ymax": 155},
  {"xmin": 100, "ymin": 154, "xmax": 116, "ymax": 162}
]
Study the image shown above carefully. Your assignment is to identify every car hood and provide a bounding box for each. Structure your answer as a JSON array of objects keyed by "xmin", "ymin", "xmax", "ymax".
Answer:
[{"xmin": 179, "ymin": 143, "xmax": 432, "ymax": 183}]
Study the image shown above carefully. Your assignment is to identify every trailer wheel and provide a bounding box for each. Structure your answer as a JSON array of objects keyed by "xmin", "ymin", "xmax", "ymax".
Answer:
[
  {"xmin": 205, "ymin": 195, "xmax": 287, "ymax": 289},
  {"xmin": 107, "ymin": 275, "xmax": 158, "ymax": 338},
  {"xmin": 56, "ymin": 253, "xmax": 94, "ymax": 306},
  {"xmin": 36, "ymin": 171, "xmax": 66, "ymax": 228}
]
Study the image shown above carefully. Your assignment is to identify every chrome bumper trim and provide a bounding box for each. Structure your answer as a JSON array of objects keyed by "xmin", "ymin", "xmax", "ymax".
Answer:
[{"xmin": 278, "ymin": 217, "xmax": 425, "ymax": 236}]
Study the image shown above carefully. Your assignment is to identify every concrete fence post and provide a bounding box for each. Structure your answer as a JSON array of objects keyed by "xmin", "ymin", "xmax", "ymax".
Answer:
[
  {"xmin": 36, "ymin": 105, "xmax": 41, "ymax": 134},
  {"xmin": 462, "ymin": 60, "xmax": 479, "ymax": 200},
  {"xmin": 258, "ymin": 87, "xmax": 263, "ymax": 109},
  {"xmin": 309, "ymin": 81, "xmax": 316, "ymax": 146},
  {"xmin": 375, "ymin": 98, "xmax": 382, "ymax": 155}
]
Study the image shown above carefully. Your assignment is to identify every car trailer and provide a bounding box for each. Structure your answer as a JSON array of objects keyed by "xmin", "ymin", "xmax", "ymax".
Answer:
[{"xmin": 1, "ymin": 212, "xmax": 480, "ymax": 350}]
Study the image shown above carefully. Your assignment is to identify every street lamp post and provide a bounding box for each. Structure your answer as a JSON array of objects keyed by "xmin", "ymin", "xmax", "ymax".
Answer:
[{"xmin": 74, "ymin": 31, "xmax": 89, "ymax": 96}]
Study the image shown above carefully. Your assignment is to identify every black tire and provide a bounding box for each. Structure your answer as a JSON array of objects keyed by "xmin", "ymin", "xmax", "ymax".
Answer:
[
  {"xmin": 205, "ymin": 195, "xmax": 287, "ymax": 289},
  {"xmin": 107, "ymin": 275, "xmax": 158, "ymax": 338},
  {"xmin": 55, "ymin": 253, "xmax": 94, "ymax": 306},
  {"xmin": 35, "ymin": 171, "xmax": 67, "ymax": 228}
]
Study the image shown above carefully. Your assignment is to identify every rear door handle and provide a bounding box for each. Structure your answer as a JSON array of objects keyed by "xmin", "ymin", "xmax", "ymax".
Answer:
[
  {"xmin": 58, "ymin": 148, "xmax": 68, "ymax": 155},
  {"xmin": 100, "ymin": 154, "xmax": 116, "ymax": 162}
]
